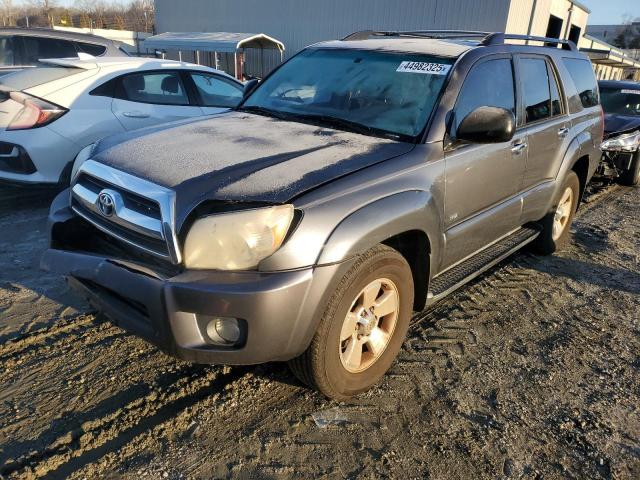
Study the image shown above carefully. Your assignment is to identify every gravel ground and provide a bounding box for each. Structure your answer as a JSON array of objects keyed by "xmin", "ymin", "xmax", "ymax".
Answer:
[{"xmin": 0, "ymin": 183, "xmax": 638, "ymax": 480}]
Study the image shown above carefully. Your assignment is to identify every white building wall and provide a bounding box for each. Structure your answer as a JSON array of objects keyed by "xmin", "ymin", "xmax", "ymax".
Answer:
[{"xmin": 505, "ymin": 0, "xmax": 588, "ymax": 40}]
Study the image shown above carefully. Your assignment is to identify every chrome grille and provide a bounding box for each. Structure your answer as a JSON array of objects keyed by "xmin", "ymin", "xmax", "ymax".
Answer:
[{"xmin": 70, "ymin": 161, "xmax": 180, "ymax": 263}]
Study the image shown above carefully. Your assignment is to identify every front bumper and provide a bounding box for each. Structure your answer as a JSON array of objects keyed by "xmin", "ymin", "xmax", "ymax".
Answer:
[{"xmin": 44, "ymin": 202, "xmax": 351, "ymax": 365}]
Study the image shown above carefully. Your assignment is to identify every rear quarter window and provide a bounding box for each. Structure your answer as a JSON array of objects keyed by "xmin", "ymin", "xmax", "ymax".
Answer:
[
  {"xmin": 76, "ymin": 42, "xmax": 107, "ymax": 57},
  {"xmin": 562, "ymin": 58, "xmax": 599, "ymax": 110}
]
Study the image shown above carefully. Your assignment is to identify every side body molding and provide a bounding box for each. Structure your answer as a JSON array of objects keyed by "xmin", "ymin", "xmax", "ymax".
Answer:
[{"xmin": 317, "ymin": 190, "xmax": 435, "ymax": 265}]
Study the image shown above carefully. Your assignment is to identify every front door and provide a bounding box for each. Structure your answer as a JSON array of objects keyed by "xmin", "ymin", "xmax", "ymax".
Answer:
[
  {"xmin": 442, "ymin": 55, "xmax": 526, "ymax": 269},
  {"xmin": 185, "ymin": 71, "xmax": 244, "ymax": 115},
  {"xmin": 112, "ymin": 70, "xmax": 203, "ymax": 131}
]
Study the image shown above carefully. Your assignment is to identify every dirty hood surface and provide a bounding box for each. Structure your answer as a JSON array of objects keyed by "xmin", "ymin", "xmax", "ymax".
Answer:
[
  {"xmin": 92, "ymin": 111, "xmax": 414, "ymax": 222},
  {"xmin": 604, "ymin": 113, "xmax": 640, "ymax": 137}
]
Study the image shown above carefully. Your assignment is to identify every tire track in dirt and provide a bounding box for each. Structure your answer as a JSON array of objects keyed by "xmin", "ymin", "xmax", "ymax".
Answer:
[
  {"xmin": 2, "ymin": 183, "xmax": 637, "ymax": 479},
  {"xmin": 1, "ymin": 366, "xmax": 250, "ymax": 479},
  {"xmin": 0, "ymin": 314, "xmax": 98, "ymax": 361}
]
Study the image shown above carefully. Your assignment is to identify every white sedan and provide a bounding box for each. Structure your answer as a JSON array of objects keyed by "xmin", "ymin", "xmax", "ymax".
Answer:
[{"xmin": 0, "ymin": 56, "xmax": 245, "ymax": 185}]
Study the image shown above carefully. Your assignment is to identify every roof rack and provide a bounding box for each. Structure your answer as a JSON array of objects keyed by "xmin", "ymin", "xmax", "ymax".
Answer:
[
  {"xmin": 342, "ymin": 30, "xmax": 491, "ymax": 41},
  {"xmin": 342, "ymin": 30, "xmax": 578, "ymax": 52},
  {"xmin": 481, "ymin": 33, "xmax": 578, "ymax": 51}
]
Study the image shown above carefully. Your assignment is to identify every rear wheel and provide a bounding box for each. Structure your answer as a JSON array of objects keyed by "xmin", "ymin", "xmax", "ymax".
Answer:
[
  {"xmin": 288, "ymin": 244, "xmax": 413, "ymax": 401},
  {"xmin": 531, "ymin": 171, "xmax": 580, "ymax": 255},
  {"xmin": 619, "ymin": 152, "xmax": 640, "ymax": 186}
]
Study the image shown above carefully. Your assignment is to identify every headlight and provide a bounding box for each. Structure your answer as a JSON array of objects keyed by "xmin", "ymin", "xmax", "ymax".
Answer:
[
  {"xmin": 183, "ymin": 205, "xmax": 294, "ymax": 270},
  {"xmin": 70, "ymin": 143, "xmax": 96, "ymax": 182},
  {"xmin": 601, "ymin": 130, "xmax": 640, "ymax": 153}
]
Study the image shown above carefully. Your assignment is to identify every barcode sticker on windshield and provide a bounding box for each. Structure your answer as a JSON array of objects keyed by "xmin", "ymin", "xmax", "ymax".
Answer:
[
  {"xmin": 397, "ymin": 61, "xmax": 451, "ymax": 75},
  {"xmin": 621, "ymin": 89, "xmax": 640, "ymax": 95}
]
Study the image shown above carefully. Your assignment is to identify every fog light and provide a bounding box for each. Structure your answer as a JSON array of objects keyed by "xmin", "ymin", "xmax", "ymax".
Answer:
[{"xmin": 206, "ymin": 317, "xmax": 241, "ymax": 344}]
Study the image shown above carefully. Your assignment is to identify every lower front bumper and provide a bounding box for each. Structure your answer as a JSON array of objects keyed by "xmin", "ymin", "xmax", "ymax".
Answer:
[{"xmin": 42, "ymin": 247, "xmax": 349, "ymax": 365}]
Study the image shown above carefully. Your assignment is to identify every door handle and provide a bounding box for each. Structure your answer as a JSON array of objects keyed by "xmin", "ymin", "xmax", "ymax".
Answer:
[
  {"xmin": 511, "ymin": 142, "xmax": 528, "ymax": 154},
  {"xmin": 558, "ymin": 127, "xmax": 570, "ymax": 138},
  {"xmin": 122, "ymin": 111, "xmax": 150, "ymax": 119}
]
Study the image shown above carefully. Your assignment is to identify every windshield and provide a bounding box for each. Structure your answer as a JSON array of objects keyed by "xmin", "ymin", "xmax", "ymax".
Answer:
[
  {"xmin": 600, "ymin": 87, "xmax": 640, "ymax": 116},
  {"xmin": 242, "ymin": 48, "xmax": 454, "ymax": 141},
  {"xmin": 0, "ymin": 66, "xmax": 82, "ymax": 91}
]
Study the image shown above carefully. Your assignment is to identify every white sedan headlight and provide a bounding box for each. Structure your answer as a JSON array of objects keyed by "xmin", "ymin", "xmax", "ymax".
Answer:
[
  {"xmin": 70, "ymin": 143, "xmax": 96, "ymax": 182},
  {"xmin": 183, "ymin": 205, "xmax": 295, "ymax": 270},
  {"xmin": 601, "ymin": 130, "xmax": 640, "ymax": 153}
]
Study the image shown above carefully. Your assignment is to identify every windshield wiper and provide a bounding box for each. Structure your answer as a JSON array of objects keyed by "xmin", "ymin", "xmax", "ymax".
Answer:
[
  {"xmin": 240, "ymin": 107, "xmax": 404, "ymax": 140},
  {"xmin": 238, "ymin": 105, "xmax": 295, "ymax": 121},
  {"xmin": 289, "ymin": 113, "xmax": 406, "ymax": 139},
  {"xmin": 294, "ymin": 114, "xmax": 374, "ymax": 135}
]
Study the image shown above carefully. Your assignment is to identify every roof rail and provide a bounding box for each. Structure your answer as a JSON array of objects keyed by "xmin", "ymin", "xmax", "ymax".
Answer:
[
  {"xmin": 481, "ymin": 33, "xmax": 578, "ymax": 51},
  {"xmin": 343, "ymin": 30, "xmax": 579, "ymax": 52},
  {"xmin": 342, "ymin": 30, "xmax": 491, "ymax": 41}
]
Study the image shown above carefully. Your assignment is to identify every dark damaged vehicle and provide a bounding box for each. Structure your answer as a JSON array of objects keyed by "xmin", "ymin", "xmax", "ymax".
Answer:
[
  {"xmin": 44, "ymin": 31, "xmax": 603, "ymax": 400},
  {"xmin": 598, "ymin": 80, "xmax": 640, "ymax": 186}
]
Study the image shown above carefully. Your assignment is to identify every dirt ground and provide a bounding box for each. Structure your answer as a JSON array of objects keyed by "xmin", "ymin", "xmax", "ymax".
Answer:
[{"xmin": 0, "ymin": 182, "xmax": 638, "ymax": 480}]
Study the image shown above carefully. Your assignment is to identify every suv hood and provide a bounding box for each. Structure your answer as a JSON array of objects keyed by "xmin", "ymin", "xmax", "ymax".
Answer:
[
  {"xmin": 604, "ymin": 113, "xmax": 640, "ymax": 138},
  {"xmin": 92, "ymin": 111, "xmax": 415, "ymax": 219}
]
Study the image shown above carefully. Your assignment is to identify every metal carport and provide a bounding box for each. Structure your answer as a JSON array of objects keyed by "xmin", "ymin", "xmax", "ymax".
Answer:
[{"xmin": 143, "ymin": 32, "xmax": 285, "ymax": 80}]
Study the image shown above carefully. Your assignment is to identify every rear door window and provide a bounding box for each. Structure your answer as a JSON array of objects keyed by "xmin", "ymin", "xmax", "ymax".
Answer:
[
  {"xmin": 521, "ymin": 57, "xmax": 552, "ymax": 123},
  {"xmin": 118, "ymin": 71, "xmax": 190, "ymax": 105},
  {"xmin": 562, "ymin": 58, "xmax": 599, "ymax": 109},
  {"xmin": 17, "ymin": 36, "xmax": 78, "ymax": 65},
  {"xmin": 548, "ymin": 62, "xmax": 563, "ymax": 116},
  {"xmin": 190, "ymin": 72, "xmax": 243, "ymax": 107},
  {"xmin": 455, "ymin": 57, "xmax": 516, "ymax": 129}
]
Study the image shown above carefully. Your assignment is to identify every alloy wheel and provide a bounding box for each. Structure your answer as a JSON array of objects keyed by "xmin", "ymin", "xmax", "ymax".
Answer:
[{"xmin": 339, "ymin": 278, "xmax": 400, "ymax": 373}]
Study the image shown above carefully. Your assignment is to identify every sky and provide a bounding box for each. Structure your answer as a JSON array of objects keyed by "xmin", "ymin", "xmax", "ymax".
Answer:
[{"xmin": 572, "ymin": 0, "xmax": 638, "ymax": 25}]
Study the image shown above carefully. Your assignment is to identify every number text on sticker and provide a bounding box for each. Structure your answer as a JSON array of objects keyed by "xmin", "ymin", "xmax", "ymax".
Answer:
[{"xmin": 397, "ymin": 61, "xmax": 452, "ymax": 75}]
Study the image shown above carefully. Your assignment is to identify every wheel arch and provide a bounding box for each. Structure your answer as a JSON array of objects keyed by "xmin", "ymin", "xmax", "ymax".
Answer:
[
  {"xmin": 571, "ymin": 154, "xmax": 591, "ymax": 206},
  {"xmin": 316, "ymin": 190, "xmax": 439, "ymax": 311}
]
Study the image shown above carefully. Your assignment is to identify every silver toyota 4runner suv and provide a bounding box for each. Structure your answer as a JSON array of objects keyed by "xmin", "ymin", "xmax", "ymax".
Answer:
[{"xmin": 44, "ymin": 31, "xmax": 603, "ymax": 400}]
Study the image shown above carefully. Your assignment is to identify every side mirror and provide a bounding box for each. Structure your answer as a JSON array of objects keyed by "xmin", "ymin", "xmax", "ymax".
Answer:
[
  {"xmin": 243, "ymin": 79, "xmax": 259, "ymax": 99},
  {"xmin": 456, "ymin": 106, "xmax": 515, "ymax": 144}
]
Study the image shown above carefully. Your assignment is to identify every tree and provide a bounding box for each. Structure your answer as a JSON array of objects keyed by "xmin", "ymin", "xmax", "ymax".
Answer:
[
  {"xmin": 0, "ymin": 0, "xmax": 15, "ymax": 26},
  {"xmin": 612, "ymin": 18, "xmax": 640, "ymax": 49}
]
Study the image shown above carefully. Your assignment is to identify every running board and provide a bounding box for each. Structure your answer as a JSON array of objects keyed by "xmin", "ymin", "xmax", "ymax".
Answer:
[{"xmin": 427, "ymin": 226, "xmax": 540, "ymax": 305}]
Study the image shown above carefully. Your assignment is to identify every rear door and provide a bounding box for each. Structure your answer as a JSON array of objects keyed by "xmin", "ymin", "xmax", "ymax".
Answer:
[
  {"xmin": 442, "ymin": 55, "xmax": 527, "ymax": 269},
  {"xmin": 111, "ymin": 70, "xmax": 203, "ymax": 130},
  {"xmin": 185, "ymin": 71, "xmax": 244, "ymax": 115},
  {"xmin": 515, "ymin": 55, "xmax": 572, "ymax": 191}
]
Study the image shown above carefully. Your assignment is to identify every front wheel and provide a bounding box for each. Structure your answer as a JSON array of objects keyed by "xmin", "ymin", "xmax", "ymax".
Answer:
[
  {"xmin": 288, "ymin": 244, "xmax": 414, "ymax": 401},
  {"xmin": 530, "ymin": 171, "xmax": 580, "ymax": 255},
  {"xmin": 619, "ymin": 152, "xmax": 640, "ymax": 186}
]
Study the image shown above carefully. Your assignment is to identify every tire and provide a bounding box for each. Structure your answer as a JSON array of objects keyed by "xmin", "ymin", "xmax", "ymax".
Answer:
[
  {"xmin": 619, "ymin": 152, "xmax": 640, "ymax": 187},
  {"xmin": 288, "ymin": 244, "xmax": 414, "ymax": 401},
  {"xmin": 530, "ymin": 170, "xmax": 580, "ymax": 255}
]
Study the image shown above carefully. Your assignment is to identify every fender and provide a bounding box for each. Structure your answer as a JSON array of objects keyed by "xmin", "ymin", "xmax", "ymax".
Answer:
[
  {"xmin": 316, "ymin": 190, "xmax": 441, "ymax": 275},
  {"xmin": 543, "ymin": 131, "xmax": 594, "ymax": 214}
]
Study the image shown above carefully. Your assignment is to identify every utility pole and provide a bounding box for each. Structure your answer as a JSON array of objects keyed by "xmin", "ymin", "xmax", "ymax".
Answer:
[{"xmin": 25, "ymin": 15, "xmax": 28, "ymax": 28}]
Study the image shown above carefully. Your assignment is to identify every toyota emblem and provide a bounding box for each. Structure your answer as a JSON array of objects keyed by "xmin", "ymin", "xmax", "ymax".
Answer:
[{"xmin": 97, "ymin": 191, "xmax": 115, "ymax": 217}]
